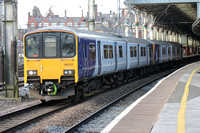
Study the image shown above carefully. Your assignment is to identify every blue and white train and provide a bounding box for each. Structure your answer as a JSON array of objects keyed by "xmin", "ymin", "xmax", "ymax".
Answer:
[{"xmin": 24, "ymin": 26, "xmax": 182, "ymax": 100}]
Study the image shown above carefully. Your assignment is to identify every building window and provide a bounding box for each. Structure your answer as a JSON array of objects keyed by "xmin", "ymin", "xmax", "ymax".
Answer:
[
  {"xmin": 51, "ymin": 23, "xmax": 57, "ymax": 26},
  {"xmin": 59, "ymin": 23, "xmax": 65, "ymax": 26},
  {"xmin": 44, "ymin": 23, "xmax": 49, "ymax": 27},
  {"xmin": 67, "ymin": 22, "xmax": 72, "ymax": 27},
  {"xmin": 79, "ymin": 22, "xmax": 85, "ymax": 27},
  {"xmin": 119, "ymin": 46, "xmax": 123, "ymax": 58},
  {"xmin": 104, "ymin": 45, "xmax": 108, "ymax": 59},
  {"xmin": 74, "ymin": 22, "xmax": 78, "ymax": 27},
  {"xmin": 31, "ymin": 22, "xmax": 35, "ymax": 28},
  {"xmin": 38, "ymin": 23, "xmax": 42, "ymax": 27},
  {"xmin": 89, "ymin": 43, "xmax": 96, "ymax": 60},
  {"xmin": 130, "ymin": 46, "xmax": 134, "ymax": 57}
]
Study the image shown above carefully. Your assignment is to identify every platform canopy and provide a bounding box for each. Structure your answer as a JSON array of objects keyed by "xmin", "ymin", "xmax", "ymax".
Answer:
[{"xmin": 124, "ymin": 0, "xmax": 200, "ymax": 38}]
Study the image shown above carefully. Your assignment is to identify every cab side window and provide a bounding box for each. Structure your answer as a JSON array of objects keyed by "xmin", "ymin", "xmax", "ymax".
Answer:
[
  {"xmin": 26, "ymin": 36, "xmax": 40, "ymax": 58},
  {"xmin": 61, "ymin": 34, "xmax": 76, "ymax": 57}
]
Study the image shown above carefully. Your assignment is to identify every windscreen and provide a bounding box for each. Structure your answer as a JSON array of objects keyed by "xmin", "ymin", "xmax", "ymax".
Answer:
[{"xmin": 25, "ymin": 32, "xmax": 76, "ymax": 58}]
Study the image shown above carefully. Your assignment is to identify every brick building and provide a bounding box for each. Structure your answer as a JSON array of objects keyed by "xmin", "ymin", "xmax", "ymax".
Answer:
[
  {"xmin": 27, "ymin": 6, "xmax": 87, "ymax": 30},
  {"xmin": 27, "ymin": 6, "xmax": 136, "ymax": 36}
]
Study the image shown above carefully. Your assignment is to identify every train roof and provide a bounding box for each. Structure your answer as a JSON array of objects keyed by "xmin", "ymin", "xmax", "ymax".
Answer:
[
  {"xmin": 26, "ymin": 26, "xmax": 182, "ymax": 46},
  {"xmin": 27, "ymin": 26, "xmax": 150, "ymax": 43},
  {"xmin": 124, "ymin": 37, "xmax": 150, "ymax": 44},
  {"xmin": 146, "ymin": 39, "xmax": 171, "ymax": 45},
  {"xmin": 27, "ymin": 26, "xmax": 125, "ymax": 41}
]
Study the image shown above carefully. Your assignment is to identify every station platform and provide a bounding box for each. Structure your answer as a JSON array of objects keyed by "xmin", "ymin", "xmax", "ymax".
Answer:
[{"xmin": 101, "ymin": 61, "xmax": 200, "ymax": 133}]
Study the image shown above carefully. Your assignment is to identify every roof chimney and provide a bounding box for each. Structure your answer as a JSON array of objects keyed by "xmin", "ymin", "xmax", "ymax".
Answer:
[
  {"xmin": 28, "ymin": 12, "xmax": 30, "ymax": 20},
  {"xmin": 65, "ymin": 10, "xmax": 67, "ymax": 18}
]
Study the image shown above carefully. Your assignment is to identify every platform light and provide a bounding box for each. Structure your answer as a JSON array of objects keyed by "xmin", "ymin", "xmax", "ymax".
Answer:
[
  {"xmin": 27, "ymin": 70, "xmax": 37, "ymax": 76},
  {"xmin": 63, "ymin": 70, "xmax": 74, "ymax": 75}
]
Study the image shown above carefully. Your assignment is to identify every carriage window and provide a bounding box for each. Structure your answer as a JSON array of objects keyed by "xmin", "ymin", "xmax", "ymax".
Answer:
[
  {"xmin": 149, "ymin": 47, "xmax": 152, "ymax": 58},
  {"xmin": 104, "ymin": 45, "xmax": 108, "ymax": 59},
  {"xmin": 109, "ymin": 45, "xmax": 113, "ymax": 58},
  {"xmin": 134, "ymin": 46, "xmax": 137, "ymax": 57},
  {"xmin": 44, "ymin": 37, "xmax": 56, "ymax": 57},
  {"xmin": 119, "ymin": 46, "xmax": 123, "ymax": 58},
  {"xmin": 90, "ymin": 43, "xmax": 96, "ymax": 60},
  {"xmin": 61, "ymin": 34, "xmax": 75, "ymax": 57},
  {"xmin": 26, "ymin": 36, "xmax": 40, "ymax": 58},
  {"xmin": 130, "ymin": 46, "xmax": 134, "ymax": 57},
  {"xmin": 172, "ymin": 47, "xmax": 175, "ymax": 56},
  {"xmin": 168, "ymin": 47, "xmax": 171, "ymax": 55},
  {"xmin": 141, "ymin": 47, "xmax": 145, "ymax": 56},
  {"xmin": 162, "ymin": 47, "xmax": 166, "ymax": 55}
]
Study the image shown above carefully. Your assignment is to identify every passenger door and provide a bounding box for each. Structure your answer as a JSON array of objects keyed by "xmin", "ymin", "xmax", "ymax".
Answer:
[
  {"xmin": 81, "ymin": 39, "xmax": 88, "ymax": 78},
  {"xmin": 97, "ymin": 41, "xmax": 101, "ymax": 75},
  {"xmin": 41, "ymin": 32, "xmax": 60, "ymax": 78}
]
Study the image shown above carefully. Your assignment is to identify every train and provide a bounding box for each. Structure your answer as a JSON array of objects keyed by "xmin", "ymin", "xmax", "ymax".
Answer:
[{"xmin": 23, "ymin": 26, "xmax": 183, "ymax": 101}]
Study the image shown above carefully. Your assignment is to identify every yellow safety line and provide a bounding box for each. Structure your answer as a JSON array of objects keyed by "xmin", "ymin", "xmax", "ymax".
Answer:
[{"xmin": 177, "ymin": 66, "xmax": 200, "ymax": 133}]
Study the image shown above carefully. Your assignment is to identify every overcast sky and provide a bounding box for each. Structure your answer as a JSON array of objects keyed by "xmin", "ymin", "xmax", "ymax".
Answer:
[{"xmin": 18, "ymin": 0, "xmax": 125, "ymax": 29}]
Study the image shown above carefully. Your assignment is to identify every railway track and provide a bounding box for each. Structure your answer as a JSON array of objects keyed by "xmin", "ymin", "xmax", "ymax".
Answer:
[
  {"xmin": 0, "ymin": 99, "xmax": 75, "ymax": 133},
  {"xmin": 64, "ymin": 57, "xmax": 200, "ymax": 133},
  {"xmin": 0, "ymin": 67, "xmax": 176, "ymax": 133},
  {"xmin": 1, "ymin": 57, "xmax": 200, "ymax": 132},
  {"xmin": 64, "ymin": 68, "xmax": 176, "ymax": 133}
]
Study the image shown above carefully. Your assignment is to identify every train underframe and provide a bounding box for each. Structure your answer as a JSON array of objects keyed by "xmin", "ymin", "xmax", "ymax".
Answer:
[{"xmin": 28, "ymin": 60, "xmax": 180, "ymax": 102}]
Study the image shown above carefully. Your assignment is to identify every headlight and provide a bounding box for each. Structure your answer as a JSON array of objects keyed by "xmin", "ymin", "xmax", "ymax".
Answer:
[
  {"xmin": 27, "ymin": 70, "xmax": 37, "ymax": 75},
  {"xmin": 64, "ymin": 70, "xmax": 74, "ymax": 75}
]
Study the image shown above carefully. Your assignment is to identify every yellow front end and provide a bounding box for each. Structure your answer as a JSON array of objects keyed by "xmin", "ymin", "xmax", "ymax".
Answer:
[
  {"xmin": 24, "ymin": 58, "xmax": 78, "ymax": 84},
  {"xmin": 23, "ymin": 29, "xmax": 79, "ymax": 100}
]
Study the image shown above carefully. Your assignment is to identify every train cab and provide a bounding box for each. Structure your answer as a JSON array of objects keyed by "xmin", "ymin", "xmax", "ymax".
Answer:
[{"xmin": 24, "ymin": 27, "xmax": 78, "ymax": 100}]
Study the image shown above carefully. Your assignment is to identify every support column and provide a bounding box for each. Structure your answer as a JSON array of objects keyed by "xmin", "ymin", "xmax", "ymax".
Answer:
[
  {"xmin": 177, "ymin": 33, "xmax": 179, "ymax": 43},
  {"xmin": 88, "ymin": 0, "xmax": 95, "ymax": 31},
  {"xmin": 149, "ymin": 15, "xmax": 154, "ymax": 40},
  {"xmin": 153, "ymin": 26, "xmax": 157, "ymax": 40},
  {"xmin": 197, "ymin": 2, "xmax": 200, "ymax": 19},
  {"xmin": 3, "ymin": 0, "xmax": 18, "ymax": 99},
  {"xmin": 165, "ymin": 30, "xmax": 168, "ymax": 41},
  {"xmin": 169, "ymin": 30, "xmax": 172, "ymax": 42},
  {"xmin": 161, "ymin": 27, "xmax": 164, "ymax": 41},
  {"xmin": 172, "ymin": 32, "xmax": 176, "ymax": 42},
  {"xmin": 135, "ymin": 11, "xmax": 139, "ymax": 38},
  {"xmin": 143, "ymin": 13, "xmax": 148, "ymax": 39},
  {"xmin": 179, "ymin": 34, "xmax": 182, "ymax": 44},
  {"xmin": 150, "ymin": 25, "xmax": 154, "ymax": 40},
  {"xmin": 156, "ymin": 27, "xmax": 159, "ymax": 40}
]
